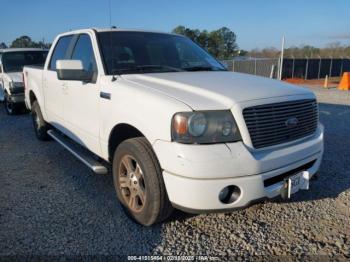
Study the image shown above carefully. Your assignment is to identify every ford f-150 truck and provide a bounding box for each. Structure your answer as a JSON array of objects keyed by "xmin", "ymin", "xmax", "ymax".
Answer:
[
  {"xmin": 24, "ymin": 28, "xmax": 324, "ymax": 226},
  {"xmin": 0, "ymin": 48, "xmax": 47, "ymax": 114}
]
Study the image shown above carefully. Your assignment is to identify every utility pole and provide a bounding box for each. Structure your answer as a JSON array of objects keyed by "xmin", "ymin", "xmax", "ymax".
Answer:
[{"xmin": 278, "ymin": 36, "xmax": 285, "ymax": 80}]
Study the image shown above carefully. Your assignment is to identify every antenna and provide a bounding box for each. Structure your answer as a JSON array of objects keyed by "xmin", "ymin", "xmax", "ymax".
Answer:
[{"xmin": 109, "ymin": 0, "xmax": 112, "ymax": 28}]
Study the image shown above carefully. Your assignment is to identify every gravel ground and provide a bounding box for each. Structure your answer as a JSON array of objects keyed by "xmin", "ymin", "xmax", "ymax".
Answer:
[{"xmin": 0, "ymin": 87, "xmax": 349, "ymax": 258}]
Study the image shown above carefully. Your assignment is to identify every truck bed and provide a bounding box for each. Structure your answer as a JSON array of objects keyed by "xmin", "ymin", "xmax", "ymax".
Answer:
[{"xmin": 23, "ymin": 65, "xmax": 45, "ymax": 110}]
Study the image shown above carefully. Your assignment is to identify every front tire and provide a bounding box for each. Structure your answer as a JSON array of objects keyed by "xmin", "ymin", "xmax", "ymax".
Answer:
[
  {"xmin": 31, "ymin": 101, "xmax": 50, "ymax": 141},
  {"xmin": 113, "ymin": 137, "xmax": 173, "ymax": 226},
  {"xmin": 4, "ymin": 93, "xmax": 19, "ymax": 115}
]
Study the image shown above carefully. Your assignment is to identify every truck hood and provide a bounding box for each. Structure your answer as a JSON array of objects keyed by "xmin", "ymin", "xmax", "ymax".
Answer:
[
  {"xmin": 4, "ymin": 72, "xmax": 23, "ymax": 83},
  {"xmin": 122, "ymin": 71, "xmax": 313, "ymax": 110}
]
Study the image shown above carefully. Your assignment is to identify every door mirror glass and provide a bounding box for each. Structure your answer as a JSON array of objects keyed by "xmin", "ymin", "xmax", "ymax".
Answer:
[{"xmin": 56, "ymin": 59, "xmax": 93, "ymax": 81}]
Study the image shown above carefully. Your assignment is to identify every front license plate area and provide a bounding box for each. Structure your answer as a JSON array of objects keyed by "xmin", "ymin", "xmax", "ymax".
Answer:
[
  {"xmin": 288, "ymin": 173, "xmax": 301, "ymax": 197},
  {"xmin": 281, "ymin": 171, "xmax": 310, "ymax": 199}
]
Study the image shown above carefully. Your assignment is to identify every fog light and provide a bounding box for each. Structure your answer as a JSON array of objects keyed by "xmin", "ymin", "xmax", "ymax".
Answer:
[{"xmin": 218, "ymin": 185, "xmax": 241, "ymax": 204}]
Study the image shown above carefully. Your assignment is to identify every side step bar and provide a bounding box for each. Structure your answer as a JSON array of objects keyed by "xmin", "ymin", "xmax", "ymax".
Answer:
[{"xmin": 47, "ymin": 130, "xmax": 108, "ymax": 175}]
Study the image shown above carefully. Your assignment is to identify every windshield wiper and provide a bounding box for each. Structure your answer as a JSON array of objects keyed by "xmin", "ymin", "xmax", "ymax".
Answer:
[
  {"xmin": 136, "ymin": 65, "xmax": 183, "ymax": 72},
  {"xmin": 183, "ymin": 66, "xmax": 226, "ymax": 72},
  {"xmin": 111, "ymin": 64, "xmax": 183, "ymax": 75}
]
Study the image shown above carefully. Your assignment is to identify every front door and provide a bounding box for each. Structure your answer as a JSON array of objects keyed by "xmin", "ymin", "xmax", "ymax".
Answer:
[
  {"xmin": 62, "ymin": 33, "xmax": 101, "ymax": 154},
  {"xmin": 44, "ymin": 35, "xmax": 74, "ymax": 124}
]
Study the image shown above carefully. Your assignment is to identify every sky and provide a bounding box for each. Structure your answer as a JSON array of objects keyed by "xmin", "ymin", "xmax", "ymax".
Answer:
[{"xmin": 1, "ymin": 0, "xmax": 350, "ymax": 50}]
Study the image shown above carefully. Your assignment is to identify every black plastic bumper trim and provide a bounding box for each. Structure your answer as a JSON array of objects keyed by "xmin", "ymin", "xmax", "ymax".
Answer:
[{"xmin": 263, "ymin": 159, "xmax": 316, "ymax": 187}]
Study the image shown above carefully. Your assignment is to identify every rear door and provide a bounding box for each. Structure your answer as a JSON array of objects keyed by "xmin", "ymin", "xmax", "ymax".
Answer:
[
  {"xmin": 44, "ymin": 35, "xmax": 74, "ymax": 124},
  {"xmin": 62, "ymin": 33, "xmax": 101, "ymax": 153}
]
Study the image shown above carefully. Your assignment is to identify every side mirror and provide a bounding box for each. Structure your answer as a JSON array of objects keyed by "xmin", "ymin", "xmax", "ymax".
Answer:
[{"xmin": 56, "ymin": 60, "xmax": 93, "ymax": 82}]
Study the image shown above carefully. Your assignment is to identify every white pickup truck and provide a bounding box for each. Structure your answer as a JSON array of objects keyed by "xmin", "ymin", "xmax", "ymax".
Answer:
[
  {"xmin": 0, "ymin": 48, "xmax": 47, "ymax": 114},
  {"xmin": 24, "ymin": 28, "xmax": 324, "ymax": 226}
]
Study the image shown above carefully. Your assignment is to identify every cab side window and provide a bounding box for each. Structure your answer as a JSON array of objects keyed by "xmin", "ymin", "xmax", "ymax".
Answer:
[
  {"xmin": 71, "ymin": 34, "xmax": 97, "ymax": 72},
  {"xmin": 49, "ymin": 35, "xmax": 73, "ymax": 70}
]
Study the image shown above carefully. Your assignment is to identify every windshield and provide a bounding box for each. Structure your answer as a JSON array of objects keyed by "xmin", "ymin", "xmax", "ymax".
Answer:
[
  {"xmin": 97, "ymin": 31, "xmax": 226, "ymax": 75},
  {"xmin": 2, "ymin": 51, "xmax": 48, "ymax": 73}
]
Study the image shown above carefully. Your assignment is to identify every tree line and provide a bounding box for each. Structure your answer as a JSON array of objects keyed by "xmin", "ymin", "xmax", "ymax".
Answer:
[
  {"xmin": 171, "ymin": 26, "xmax": 350, "ymax": 59},
  {"xmin": 0, "ymin": 36, "xmax": 51, "ymax": 49},
  {"xmin": 172, "ymin": 25, "xmax": 239, "ymax": 59},
  {"xmin": 1, "ymin": 28, "xmax": 240, "ymax": 59},
  {"xmin": 2, "ymin": 29, "xmax": 349, "ymax": 59},
  {"xmin": 249, "ymin": 43, "xmax": 350, "ymax": 59}
]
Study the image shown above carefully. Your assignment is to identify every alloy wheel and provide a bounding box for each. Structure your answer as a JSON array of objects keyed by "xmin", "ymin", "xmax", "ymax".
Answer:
[{"xmin": 118, "ymin": 155, "xmax": 146, "ymax": 212}]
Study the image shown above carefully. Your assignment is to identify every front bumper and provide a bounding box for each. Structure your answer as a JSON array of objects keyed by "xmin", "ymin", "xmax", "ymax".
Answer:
[{"xmin": 153, "ymin": 124, "xmax": 324, "ymax": 212}]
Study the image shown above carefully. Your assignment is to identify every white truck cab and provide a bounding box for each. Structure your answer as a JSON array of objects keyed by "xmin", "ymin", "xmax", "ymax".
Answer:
[
  {"xmin": 0, "ymin": 48, "xmax": 47, "ymax": 114},
  {"xmin": 24, "ymin": 28, "xmax": 324, "ymax": 226}
]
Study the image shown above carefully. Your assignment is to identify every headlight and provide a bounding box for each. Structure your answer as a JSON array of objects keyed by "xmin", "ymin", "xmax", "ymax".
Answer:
[
  {"xmin": 171, "ymin": 111, "xmax": 241, "ymax": 144},
  {"xmin": 188, "ymin": 112, "xmax": 207, "ymax": 137}
]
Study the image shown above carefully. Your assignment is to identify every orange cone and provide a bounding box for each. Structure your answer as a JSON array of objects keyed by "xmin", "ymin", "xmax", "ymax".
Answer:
[{"xmin": 338, "ymin": 72, "xmax": 350, "ymax": 90}]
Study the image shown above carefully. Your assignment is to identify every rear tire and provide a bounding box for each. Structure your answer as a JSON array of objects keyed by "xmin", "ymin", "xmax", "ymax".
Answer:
[
  {"xmin": 31, "ymin": 101, "xmax": 50, "ymax": 141},
  {"xmin": 112, "ymin": 137, "xmax": 173, "ymax": 226}
]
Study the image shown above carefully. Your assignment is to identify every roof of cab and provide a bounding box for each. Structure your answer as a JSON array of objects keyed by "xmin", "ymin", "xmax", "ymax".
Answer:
[
  {"xmin": 0, "ymin": 48, "xmax": 47, "ymax": 53},
  {"xmin": 58, "ymin": 27, "xmax": 176, "ymax": 37}
]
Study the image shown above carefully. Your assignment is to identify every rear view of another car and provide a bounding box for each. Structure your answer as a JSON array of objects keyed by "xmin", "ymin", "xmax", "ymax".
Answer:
[{"xmin": 0, "ymin": 48, "xmax": 48, "ymax": 115}]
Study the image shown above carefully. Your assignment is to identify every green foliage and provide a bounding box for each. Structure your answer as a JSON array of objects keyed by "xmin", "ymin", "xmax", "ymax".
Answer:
[
  {"xmin": 10, "ymin": 36, "xmax": 51, "ymax": 49},
  {"xmin": 0, "ymin": 42, "xmax": 7, "ymax": 49},
  {"xmin": 172, "ymin": 25, "xmax": 238, "ymax": 59},
  {"xmin": 249, "ymin": 42, "xmax": 350, "ymax": 58}
]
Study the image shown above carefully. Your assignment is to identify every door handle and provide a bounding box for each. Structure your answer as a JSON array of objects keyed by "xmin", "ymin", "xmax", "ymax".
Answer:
[
  {"xmin": 62, "ymin": 83, "xmax": 68, "ymax": 91},
  {"xmin": 100, "ymin": 92, "xmax": 111, "ymax": 100},
  {"xmin": 62, "ymin": 82, "xmax": 68, "ymax": 94}
]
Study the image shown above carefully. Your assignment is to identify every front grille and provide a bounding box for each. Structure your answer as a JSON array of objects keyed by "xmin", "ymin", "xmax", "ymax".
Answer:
[{"xmin": 243, "ymin": 99, "xmax": 318, "ymax": 149}]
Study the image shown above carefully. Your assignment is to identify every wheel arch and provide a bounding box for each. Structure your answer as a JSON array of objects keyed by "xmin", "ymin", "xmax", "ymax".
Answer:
[
  {"xmin": 108, "ymin": 123, "xmax": 149, "ymax": 162},
  {"xmin": 29, "ymin": 90, "xmax": 37, "ymax": 106}
]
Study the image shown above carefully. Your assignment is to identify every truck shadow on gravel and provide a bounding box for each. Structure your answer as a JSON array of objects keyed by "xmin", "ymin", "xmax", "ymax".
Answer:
[{"xmin": 274, "ymin": 102, "xmax": 350, "ymax": 204}]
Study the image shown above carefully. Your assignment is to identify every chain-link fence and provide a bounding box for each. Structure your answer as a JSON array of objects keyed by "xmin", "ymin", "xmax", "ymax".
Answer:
[
  {"xmin": 282, "ymin": 58, "xmax": 350, "ymax": 79},
  {"xmin": 222, "ymin": 58, "xmax": 350, "ymax": 80},
  {"xmin": 222, "ymin": 59, "xmax": 279, "ymax": 79}
]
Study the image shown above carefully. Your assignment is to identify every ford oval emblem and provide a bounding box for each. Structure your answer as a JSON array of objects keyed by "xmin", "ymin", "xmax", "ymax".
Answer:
[{"xmin": 285, "ymin": 117, "xmax": 298, "ymax": 128}]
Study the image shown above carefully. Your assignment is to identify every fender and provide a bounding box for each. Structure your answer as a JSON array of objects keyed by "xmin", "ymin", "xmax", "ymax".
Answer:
[{"xmin": 25, "ymin": 70, "xmax": 48, "ymax": 121}]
